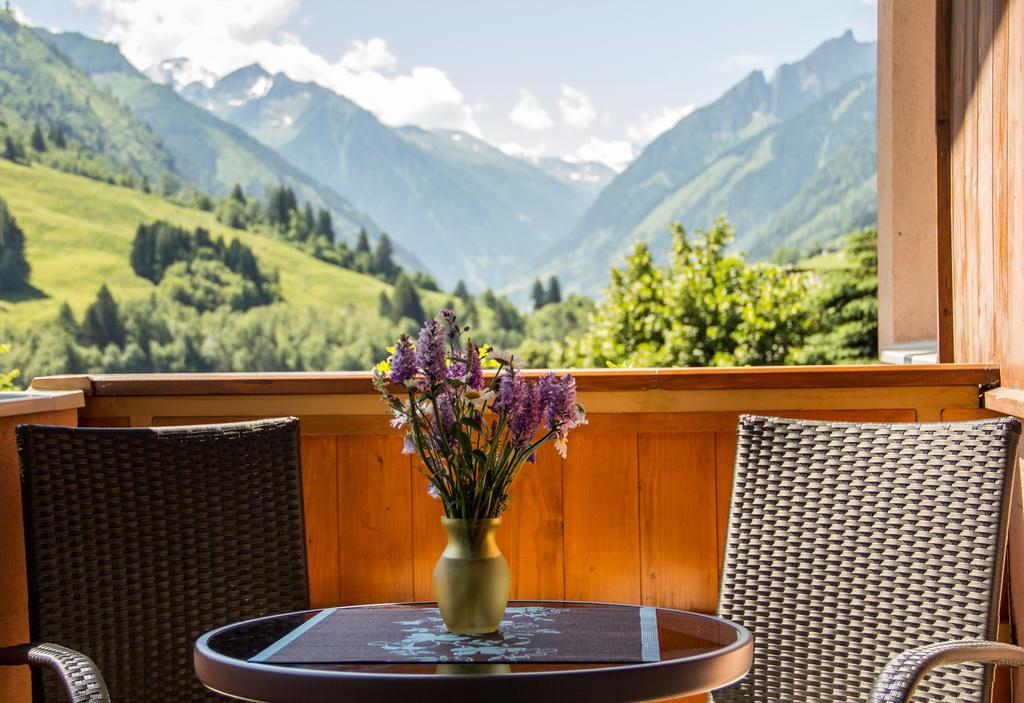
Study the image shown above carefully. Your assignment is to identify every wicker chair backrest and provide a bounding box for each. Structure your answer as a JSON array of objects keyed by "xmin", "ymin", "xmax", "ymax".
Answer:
[
  {"xmin": 716, "ymin": 415, "xmax": 1020, "ymax": 703},
  {"xmin": 17, "ymin": 418, "xmax": 309, "ymax": 703}
]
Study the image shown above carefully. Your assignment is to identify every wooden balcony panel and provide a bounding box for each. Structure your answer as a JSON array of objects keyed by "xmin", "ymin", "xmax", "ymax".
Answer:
[
  {"xmin": 23, "ymin": 364, "xmax": 998, "ymax": 616},
  {"xmin": 4, "ymin": 366, "xmax": 1003, "ymax": 703}
]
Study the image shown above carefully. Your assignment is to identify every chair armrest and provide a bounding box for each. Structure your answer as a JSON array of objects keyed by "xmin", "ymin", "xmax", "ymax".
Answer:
[
  {"xmin": 869, "ymin": 640, "xmax": 1024, "ymax": 703},
  {"xmin": 0, "ymin": 643, "xmax": 110, "ymax": 703}
]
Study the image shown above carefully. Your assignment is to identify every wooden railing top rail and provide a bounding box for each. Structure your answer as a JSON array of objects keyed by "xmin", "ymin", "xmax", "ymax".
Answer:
[
  {"xmin": 31, "ymin": 364, "xmax": 999, "ymax": 397},
  {"xmin": 0, "ymin": 390, "xmax": 84, "ymax": 419}
]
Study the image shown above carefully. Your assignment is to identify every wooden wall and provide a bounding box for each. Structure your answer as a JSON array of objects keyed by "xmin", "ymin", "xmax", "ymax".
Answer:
[
  {"xmin": 943, "ymin": 12, "xmax": 1024, "ymax": 700},
  {"xmin": 26, "ymin": 368, "xmax": 996, "ymax": 613},
  {"xmin": 947, "ymin": 0, "xmax": 1024, "ymax": 388}
]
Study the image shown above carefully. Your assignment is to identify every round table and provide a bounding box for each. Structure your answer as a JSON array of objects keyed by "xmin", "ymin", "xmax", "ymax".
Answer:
[{"xmin": 195, "ymin": 600, "xmax": 752, "ymax": 703}]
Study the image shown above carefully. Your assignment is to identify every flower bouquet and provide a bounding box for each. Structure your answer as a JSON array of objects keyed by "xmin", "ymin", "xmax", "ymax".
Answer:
[{"xmin": 373, "ymin": 309, "xmax": 585, "ymax": 633}]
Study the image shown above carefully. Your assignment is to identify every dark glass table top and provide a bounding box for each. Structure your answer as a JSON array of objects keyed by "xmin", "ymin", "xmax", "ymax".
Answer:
[{"xmin": 195, "ymin": 601, "xmax": 753, "ymax": 703}]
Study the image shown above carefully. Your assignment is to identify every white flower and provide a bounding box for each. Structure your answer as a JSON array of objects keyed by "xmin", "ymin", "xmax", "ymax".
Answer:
[
  {"xmin": 466, "ymin": 388, "xmax": 496, "ymax": 408},
  {"xmin": 427, "ymin": 484, "xmax": 441, "ymax": 500},
  {"xmin": 554, "ymin": 437, "xmax": 568, "ymax": 459}
]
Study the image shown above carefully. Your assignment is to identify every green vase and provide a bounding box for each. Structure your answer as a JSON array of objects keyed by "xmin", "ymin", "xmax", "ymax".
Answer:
[{"xmin": 433, "ymin": 517, "xmax": 510, "ymax": 634}]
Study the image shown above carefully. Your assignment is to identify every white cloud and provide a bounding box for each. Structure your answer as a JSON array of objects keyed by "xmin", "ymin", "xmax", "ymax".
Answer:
[
  {"xmin": 78, "ymin": 0, "xmax": 481, "ymax": 134},
  {"xmin": 712, "ymin": 52, "xmax": 771, "ymax": 73},
  {"xmin": 566, "ymin": 137, "xmax": 637, "ymax": 172},
  {"xmin": 626, "ymin": 105, "xmax": 694, "ymax": 144},
  {"xmin": 509, "ymin": 90, "xmax": 553, "ymax": 130},
  {"xmin": 499, "ymin": 141, "xmax": 548, "ymax": 162},
  {"xmin": 558, "ymin": 84, "xmax": 596, "ymax": 128},
  {"xmin": 340, "ymin": 38, "xmax": 397, "ymax": 74},
  {"xmin": 10, "ymin": 3, "xmax": 34, "ymax": 25}
]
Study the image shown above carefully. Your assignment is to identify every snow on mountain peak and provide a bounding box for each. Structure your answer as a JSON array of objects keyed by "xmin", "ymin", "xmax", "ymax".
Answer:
[
  {"xmin": 144, "ymin": 57, "xmax": 217, "ymax": 90},
  {"xmin": 248, "ymin": 74, "xmax": 274, "ymax": 99}
]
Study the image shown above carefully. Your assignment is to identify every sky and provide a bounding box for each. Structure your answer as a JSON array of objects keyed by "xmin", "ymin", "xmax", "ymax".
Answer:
[{"xmin": 20, "ymin": 0, "xmax": 877, "ymax": 170}]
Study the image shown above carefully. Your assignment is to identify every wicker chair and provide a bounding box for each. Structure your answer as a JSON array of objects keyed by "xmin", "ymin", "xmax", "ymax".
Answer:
[
  {"xmin": 0, "ymin": 418, "xmax": 309, "ymax": 703},
  {"xmin": 715, "ymin": 415, "xmax": 1024, "ymax": 703}
]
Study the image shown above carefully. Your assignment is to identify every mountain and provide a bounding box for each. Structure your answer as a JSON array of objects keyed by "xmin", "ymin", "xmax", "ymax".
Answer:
[
  {"xmin": 637, "ymin": 74, "xmax": 877, "ymax": 260},
  {"xmin": 183, "ymin": 67, "xmax": 597, "ymax": 289},
  {"xmin": 0, "ymin": 11, "xmax": 176, "ymax": 183},
  {"xmin": 38, "ymin": 30, "xmax": 381, "ymax": 244},
  {"xmin": 535, "ymin": 158, "xmax": 616, "ymax": 199},
  {"xmin": 747, "ymin": 120, "xmax": 877, "ymax": 258},
  {"xmin": 539, "ymin": 31, "xmax": 877, "ymax": 294},
  {"xmin": 144, "ymin": 57, "xmax": 217, "ymax": 91}
]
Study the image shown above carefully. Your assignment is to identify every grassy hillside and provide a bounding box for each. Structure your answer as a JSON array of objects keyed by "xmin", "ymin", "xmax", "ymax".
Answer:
[
  {"xmin": 0, "ymin": 160, "xmax": 443, "ymax": 327},
  {"xmin": 0, "ymin": 11, "xmax": 175, "ymax": 182}
]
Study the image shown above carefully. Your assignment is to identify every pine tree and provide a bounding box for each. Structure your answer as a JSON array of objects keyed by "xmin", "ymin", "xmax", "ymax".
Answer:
[
  {"xmin": 130, "ymin": 223, "xmax": 157, "ymax": 281},
  {"xmin": 230, "ymin": 184, "xmax": 246, "ymax": 203},
  {"xmin": 302, "ymin": 203, "xmax": 315, "ymax": 234},
  {"xmin": 314, "ymin": 209, "xmax": 334, "ymax": 242},
  {"xmin": 150, "ymin": 221, "xmax": 195, "ymax": 279},
  {"xmin": 235, "ymin": 247, "xmax": 264, "ymax": 289},
  {"xmin": 48, "ymin": 124, "xmax": 66, "ymax": 149},
  {"xmin": 266, "ymin": 186, "xmax": 285, "ymax": 227},
  {"xmin": 2, "ymin": 136, "xmax": 22, "ymax": 162},
  {"xmin": 372, "ymin": 233, "xmax": 400, "ymax": 282},
  {"xmin": 55, "ymin": 302, "xmax": 77, "ymax": 336},
  {"xmin": 355, "ymin": 229, "xmax": 371, "ymax": 256},
  {"xmin": 30, "ymin": 123, "xmax": 45, "ymax": 152},
  {"xmin": 390, "ymin": 274, "xmax": 425, "ymax": 324},
  {"xmin": 453, "ymin": 280, "xmax": 470, "ymax": 300},
  {"xmin": 378, "ymin": 291, "xmax": 392, "ymax": 318},
  {"xmin": 545, "ymin": 275, "xmax": 562, "ymax": 305},
  {"xmin": 223, "ymin": 238, "xmax": 244, "ymax": 272},
  {"xmin": 265, "ymin": 185, "xmax": 297, "ymax": 228},
  {"xmin": 0, "ymin": 196, "xmax": 30, "ymax": 292},
  {"xmin": 530, "ymin": 279, "xmax": 546, "ymax": 310},
  {"xmin": 80, "ymin": 285, "xmax": 126, "ymax": 348}
]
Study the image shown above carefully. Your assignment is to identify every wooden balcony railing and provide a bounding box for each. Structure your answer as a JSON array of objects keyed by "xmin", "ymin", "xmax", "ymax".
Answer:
[{"xmin": 0, "ymin": 365, "xmax": 1005, "ymax": 701}]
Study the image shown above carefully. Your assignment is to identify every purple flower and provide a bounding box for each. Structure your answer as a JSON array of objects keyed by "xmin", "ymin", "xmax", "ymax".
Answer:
[
  {"xmin": 465, "ymin": 340, "xmax": 484, "ymax": 390},
  {"xmin": 437, "ymin": 392, "xmax": 456, "ymax": 430},
  {"xmin": 389, "ymin": 334, "xmax": 418, "ymax": 384},
  {"xmin": 539, "ymin": 372, "xmax": 578, "ymax": 430},
  {"xmin": 494, "ymin": 369, "xmax": 522, "ymax": 414},
  {"xmin": 440, "ymin": 308, "xmax": 459, "ymax": 341},
  {"xmin": 416, "ymin": 318, "xmax": 447, "ymax": 381},
  {"xmin": 509, "ymin": 381, "xmax": 542, "ymax": 446},
  {"xmin": 430, "ymin": 391, "xmax": 457, "ymax": 447}
]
